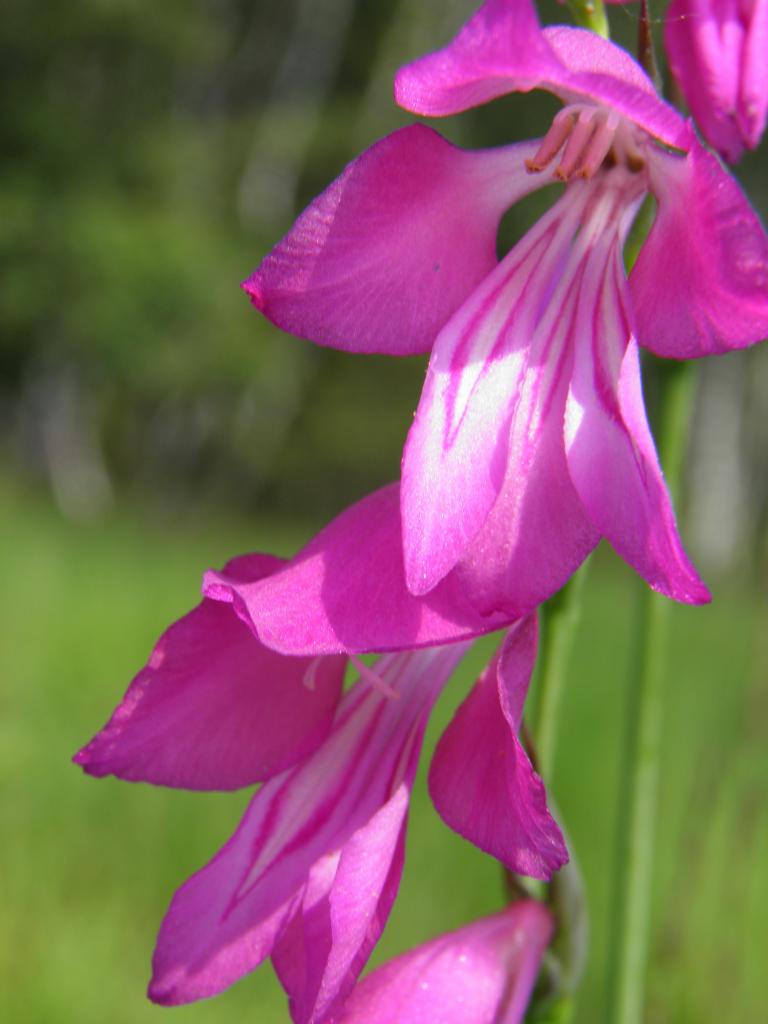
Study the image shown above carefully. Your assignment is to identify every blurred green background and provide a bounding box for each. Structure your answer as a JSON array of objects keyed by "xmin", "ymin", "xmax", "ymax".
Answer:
[{"xmin": 1, "ymin": 1, "xmax": 767, "ymax": 1022}]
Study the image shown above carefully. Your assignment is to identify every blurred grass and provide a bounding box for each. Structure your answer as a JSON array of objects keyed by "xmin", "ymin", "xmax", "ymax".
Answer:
[{"xmin": 1, "ymin": 476, "xmax": 766, "ymax": 1023}]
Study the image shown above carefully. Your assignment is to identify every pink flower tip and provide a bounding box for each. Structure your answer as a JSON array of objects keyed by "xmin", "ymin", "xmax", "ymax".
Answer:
[{"xmin": 241, "ymin": 274, "xmax": 265, "ymax": 311}]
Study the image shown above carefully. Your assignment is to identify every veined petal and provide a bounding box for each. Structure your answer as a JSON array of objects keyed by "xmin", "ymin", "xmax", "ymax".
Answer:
[
  {"xmin": 402, "ymin": 183, "xmax": 587, "ymax": 595},
  {"xmin": 565, "ymin": 228, "xmax": 710, "ymax": 603},
  {"xmin": 631, "ymin": 137, "xmax": 768, "ymax": 358},
  {"xmin": 338, "ymin": 902, "xmax": 554, "ymax": 1024},
  {"xmin": 395, "ymin": 0, "xmax": 688, "ymax": 148},
  {"xmin": 272, "ymin": 792, "xmax": 408, "ymax": 1024},
  {"xmin": 206, "ymin": 485, "xmax": 512, "ymax": 656},
  {"xmin": 453, "ymin": 385, "xmax": 599, "ymax": 617},
  {"xmin": 149, "ymin": 645, "xmax": 465, "ymax": 1008},
  {"xmin": 244, "ymin": 125, "xmax": 549, "ymax": 356},
  {"xmin": 444, "ymin": 184, "xmax": 605, "ymax": 617},
  {"xmin": 429, "ymin": 618, "xmax": 568, "ymax": 880},
  {"xmin": 74, "ymin": 554, "xmax": 345, "ymax": 790}
]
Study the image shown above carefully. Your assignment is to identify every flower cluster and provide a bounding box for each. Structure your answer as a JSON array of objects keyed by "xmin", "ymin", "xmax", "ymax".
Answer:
[{"xmin": 77, "ymin": 1, "xmax": 768, "ymax": 1021}]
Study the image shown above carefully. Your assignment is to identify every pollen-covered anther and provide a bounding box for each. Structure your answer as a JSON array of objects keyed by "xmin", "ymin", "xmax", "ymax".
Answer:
[{"xmin": 526, "ymin": 105, "xmax": 624, "ymax": 181}]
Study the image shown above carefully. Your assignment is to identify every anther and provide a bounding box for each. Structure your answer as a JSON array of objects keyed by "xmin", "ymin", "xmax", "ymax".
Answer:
[
  {"xmin": 555, "ymin": 107, "xmax": 598, "ymax": 179},
  {"xmin": 526, "ymin": 104, "xmax": 638, "ymax": 181},
  {"xmin": 577, "ymin": 110, "xmax": 620, "ymax": 178},
  {"xmin": 525, "ymin": 108, "xmax": 575, "ymax": 173}
]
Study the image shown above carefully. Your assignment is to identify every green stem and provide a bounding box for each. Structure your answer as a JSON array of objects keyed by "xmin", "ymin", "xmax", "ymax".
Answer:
[
  {"xmin": 532, "ymin": 564, "xmax": 589, "ymax": 783},
  {"xmin": 604, "ymin": 360, "xmax": 697, "ymax": 1024},
  {"xmin": 566, "ymin": 0, "xmax": 609, "ymax": 38}
]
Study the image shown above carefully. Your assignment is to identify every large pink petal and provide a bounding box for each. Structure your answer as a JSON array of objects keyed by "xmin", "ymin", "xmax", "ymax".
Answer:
[
  {"xmin": 665, "ymin": 0, "xmax": 746, "ymax": 162},
  {"xmin": 244, "ymin": 125, "xmax": 549, "ymax": 356},
  {"xmin": 272, "ymin": 791, "xmax": 408, "ymax": 1024},
  {"xmin": 149, "ymin": 646, "xmax": 464, "ymax": 1006},
  {"xmin": 665, "ymin": 0, "xmax": 768, "ymax": 161},
  {"xmin": 74, "ymin": 554, "xmax": 345, "ymax": 790},
  {"xmin": 631, "ymin": 138, "xmax": 768, "ymax": 358},
  {"xmin": 395, "ymin": 1, "xmax": 688, "ymax": 148},
  {"xmin": 401, "ymin": 182, "xmax": 591, "ymax": 596},
  {"xmin": 429, "ymin": 618, "xmax": 568, "ymax": 880},
  {"xmin": 439, "ymin": 185, "xmax": 602, "ymax": 617},
  {"xmin": 205, "ymin": 485, "xmax": 512, "ymax": 656},
  {"xmin": 453, "ymin": 381, "xmax": 599, "ymax": 617},
  {"xmin": 338, "ymin": 901, "xmax": 553, "ymax": 1024},
  {"xmin": 566, "ymin": 231, "xmax": 710, "ymax": 604},
  {"xmin": 542, "ymin": 27, "xmax": 689, "ymax": 147}
]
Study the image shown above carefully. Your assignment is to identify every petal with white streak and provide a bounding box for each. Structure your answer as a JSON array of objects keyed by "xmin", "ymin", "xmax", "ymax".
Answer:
[
  {"xmin": 402, "ymin": 185, "xmax": 594, "ymax": 598},
  {"xmin": 149, "ymin": 646, "xmax": 465, "ymax": 1009}
]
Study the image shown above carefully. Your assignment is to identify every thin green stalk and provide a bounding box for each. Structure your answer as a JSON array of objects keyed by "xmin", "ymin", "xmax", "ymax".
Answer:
[
  {"xmin": 532, "ymin": 563, "xmax": 589, "ymax": 783},
  {"xmin": 566, "ymin": 0, "xmax": 609, "ymax": 38},
  {"xmin": 512, "ymin": 568, "xmax": 590, "ymax": 1022},
  {"xmin": 604, "ymin": 360, "xmax": 697, "ymax": 1024}
]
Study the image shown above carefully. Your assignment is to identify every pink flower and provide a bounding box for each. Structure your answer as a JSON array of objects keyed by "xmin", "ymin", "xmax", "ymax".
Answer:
[
  {"xmin": 666, "ymin": 0, "xmax": 768, "ymax": 163},
  {"xmin": 245, "ymin": 0, "xmax": 768, "ymax": 620},
  {"xmin": 336, "ymin": 901, "xmax": 553, "ymax": 1024},
  {"xmin": 76, "ymin": 549, "xmax": 565, "ymax": 1018}
]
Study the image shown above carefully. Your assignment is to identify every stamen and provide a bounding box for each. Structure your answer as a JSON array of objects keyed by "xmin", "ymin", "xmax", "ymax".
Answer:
[
  {"xmin": 555, "ymin": 108, "xmax": 598, "ymax": 179},
  {"xmin": 578, "ymin": 111, "xmax": 620, "ymax": 179},
  {"xmin": 350, "ymin": 654, "xmax": 401, "ymax": 700},
  {"xmin": 525, "ymin": 109, "xmax": 575, "ymax": 173},
  {"xmin": 526, "ymin": 104, "xmax": 645, "ymax": 181}
]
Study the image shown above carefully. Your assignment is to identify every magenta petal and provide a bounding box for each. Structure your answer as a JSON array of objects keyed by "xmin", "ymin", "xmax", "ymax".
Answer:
[
  {"xmin": 741, "ymin": 0, "xmax": 768, "ymax": 150},
  {"xmin": 395, "ymin": 0, "xmax": 561, "ymax": 116},
  {"xmin": 74, "ymin": 554, "xmax": 345, "ymax": 790},
  {"xmin": 566, "ymin": 242, "xmax": 710, "ymax": 604},
  {"xmin": 395, "ymin": 1, "xmax": 688, "ymax": 148},
  {"xmin": 429, "ymin": 618, "xmax": 568, "ymax": 880},
  {"xmin": 338, "ymin": 901, "xmax": 554, "ymax": 1024},
  {"xmin": 244, "ymin": 126, "xmax": 546, "ymax": 356},
  {"xmin": 632, "ymin": 138, "xmax": 768, "ymax": 359},
  {"xmin": 542, "ymin": 27, "xmax": 690, "ymax": 148},
  {"xmin": 207, "ymin": 484, "xmax": 512, "ymax": 656},
  {"xmin": 272, "ymin": 790, "xmax": 408, "ymax": 1024},
  {"xmin": 149, "ymin": 646, "xmax": 464, "ymax": 1007},
  {"xmin": 402, "ymin": 185, "xmax": 599, "ymax": 601},
  {"xmin": 424, "ymin": 186, "xmax": 600, "ymax": 616},
  {"xmin": 454, "ymin": 399, "xmax": 598, "ymax": 619},
  {"xmin": 665, "ymin": 0, "xmax": 768, "ymax": 161}
]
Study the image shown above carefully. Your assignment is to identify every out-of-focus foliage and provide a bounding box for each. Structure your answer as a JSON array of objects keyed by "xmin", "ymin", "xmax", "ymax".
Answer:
[{"xmin": 1, "ymin": 0, "xmax": 407, "ymax": 517}]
